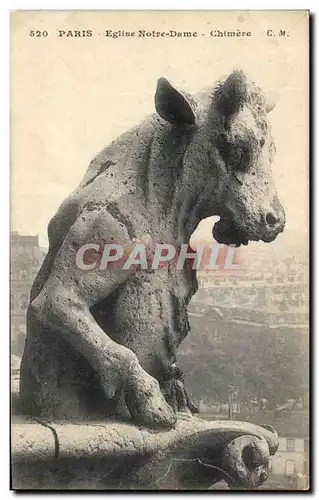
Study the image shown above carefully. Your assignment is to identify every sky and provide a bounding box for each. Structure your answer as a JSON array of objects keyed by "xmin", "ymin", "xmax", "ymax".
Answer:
[{"xmin": 11, "ymin": 11, "xmax": 308, "ymax": 262}]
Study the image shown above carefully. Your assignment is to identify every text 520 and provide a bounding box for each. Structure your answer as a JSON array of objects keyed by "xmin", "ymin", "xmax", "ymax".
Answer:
[{"xmin": 29, "ymin": 30, "xmax": 48, "ymax": 37}]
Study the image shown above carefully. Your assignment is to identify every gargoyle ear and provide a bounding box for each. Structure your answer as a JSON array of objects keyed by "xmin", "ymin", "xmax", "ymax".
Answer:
[
  {"xmin": 155, "ymin": 77, "xmax": 195, "ymax": 125},
  {"xmin": 216, "ymin": 70, "xmax": 248, "ymax": 118}
]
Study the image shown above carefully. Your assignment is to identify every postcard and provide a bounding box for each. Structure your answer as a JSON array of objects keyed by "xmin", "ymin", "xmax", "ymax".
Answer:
[{"xmin": 10, "ymin": 10, "xmax": 309, "ymax": 490}]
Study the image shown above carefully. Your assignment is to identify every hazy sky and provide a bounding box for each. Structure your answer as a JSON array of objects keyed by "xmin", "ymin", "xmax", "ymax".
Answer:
[{"xmin": 11, "ymin": 11, "xmax": 308, "ymax": 258}]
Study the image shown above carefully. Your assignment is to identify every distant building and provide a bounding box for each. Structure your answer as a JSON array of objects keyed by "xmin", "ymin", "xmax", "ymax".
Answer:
[
  {"xmin": 10, "ymin": 232, "xmax": 46, "ymax": 356},
  {"xmin": 269, "ymin": 434, "xmax": 309, "ymax": 490},
  {"xmin": 195, "ymin": 253, "xmax": 308, "ymax": 322},
  {"xmin": 209, "ymin": 410, "xmax": 309, "ymax": 490},
  {"xmin": 179, "ymin": 288, "xmax": 308, "ymax": 411}
]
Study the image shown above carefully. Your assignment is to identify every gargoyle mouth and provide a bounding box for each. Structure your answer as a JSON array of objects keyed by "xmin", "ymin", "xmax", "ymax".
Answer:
[{"xmin": 212, "ymin": 216, "xmax": 259, "ymax": 247}]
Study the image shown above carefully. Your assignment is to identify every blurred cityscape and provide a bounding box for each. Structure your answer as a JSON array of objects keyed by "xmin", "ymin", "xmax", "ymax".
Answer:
[{"xmin": 10, "ymin": 231, "xmax": 309, "ymax": 490}]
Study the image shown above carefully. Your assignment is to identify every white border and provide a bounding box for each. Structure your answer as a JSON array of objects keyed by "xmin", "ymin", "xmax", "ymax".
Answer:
[{"xmin": 2, "ymin": 1, "xmax": 316, "ymax": 10}]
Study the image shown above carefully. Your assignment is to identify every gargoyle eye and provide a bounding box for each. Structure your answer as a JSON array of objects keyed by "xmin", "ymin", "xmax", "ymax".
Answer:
[
  {"xmin": 231, "ymin": 148, "xmax": 249, "ymax": 172},
  {"xmin": 233, "ymin": 149, "xmax": 243, "ymax": 163}
]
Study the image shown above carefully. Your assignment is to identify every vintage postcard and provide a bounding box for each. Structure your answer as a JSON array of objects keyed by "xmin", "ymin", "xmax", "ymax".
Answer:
[{"xmin": 10, "ymin": 10, "xmax": 309, "ymax": 490}]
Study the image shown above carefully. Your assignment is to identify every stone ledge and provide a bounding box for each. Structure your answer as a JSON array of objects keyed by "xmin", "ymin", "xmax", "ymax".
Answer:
[{"xmin": 11, "ymin": 414, "xmax": 278, "ymax": 490}]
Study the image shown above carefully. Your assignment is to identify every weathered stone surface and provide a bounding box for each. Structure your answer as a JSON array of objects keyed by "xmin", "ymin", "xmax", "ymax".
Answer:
[
  {"xmin": 11, "ymin": 416, "xmax": 56, "ymax": 462},
  {"xmin": 12, "ymin": 415, "xmax": 278, "ymax": 489}
]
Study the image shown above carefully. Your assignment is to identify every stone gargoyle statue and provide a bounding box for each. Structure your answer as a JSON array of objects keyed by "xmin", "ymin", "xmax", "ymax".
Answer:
[{"xmin": 19, "ymin": 70, "xmax": 285, "ymax": 489}]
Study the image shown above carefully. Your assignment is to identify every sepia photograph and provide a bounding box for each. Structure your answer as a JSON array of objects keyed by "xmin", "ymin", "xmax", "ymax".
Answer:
[{"xmin": 10, "ymin": 10, "xmax": 309, "ymax": 490}]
